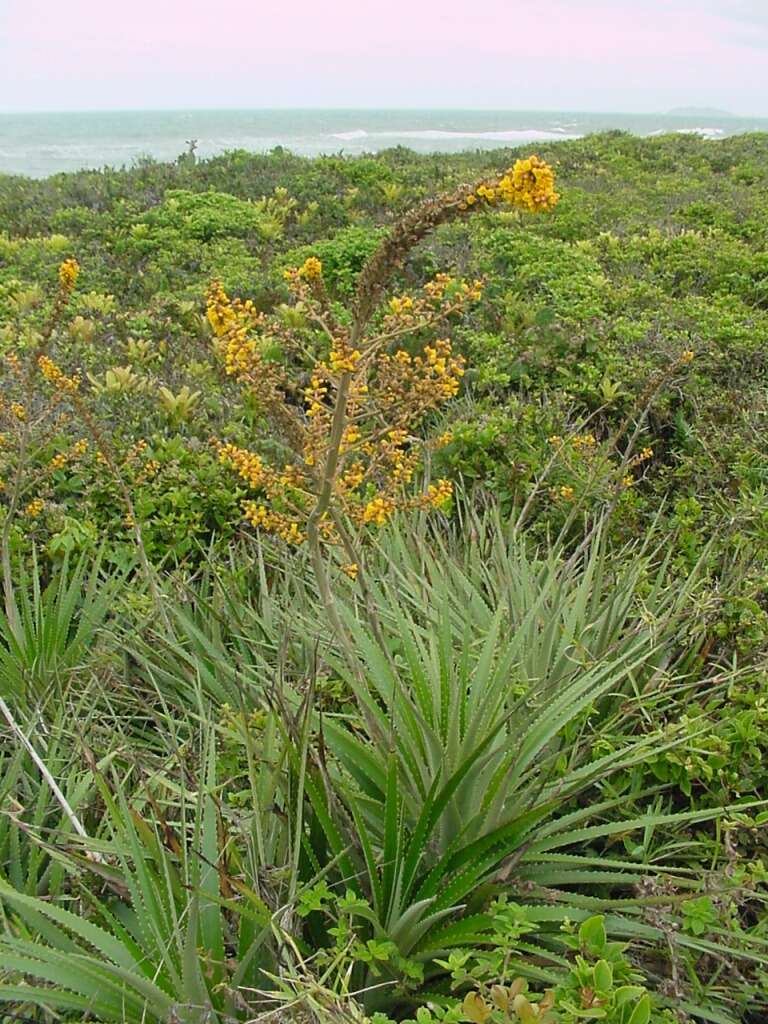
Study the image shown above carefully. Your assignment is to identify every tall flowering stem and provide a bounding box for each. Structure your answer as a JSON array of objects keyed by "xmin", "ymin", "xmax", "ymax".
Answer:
[
  {"xmin": 1, "ymin": 259, "xmax": 171, "ymax": 632},
  {"xmin": 208, "ymin": 156, "xmax": 559, "ymax": 647},
  {"xmin": 1, "ymin": 259, "xmax": 80, "ymax": 630}
]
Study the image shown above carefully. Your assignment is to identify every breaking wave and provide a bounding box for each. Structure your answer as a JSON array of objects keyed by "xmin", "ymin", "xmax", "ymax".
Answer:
[{"xmin": 330, "ymin": 127, "xmax": 581, "ymax": 144}]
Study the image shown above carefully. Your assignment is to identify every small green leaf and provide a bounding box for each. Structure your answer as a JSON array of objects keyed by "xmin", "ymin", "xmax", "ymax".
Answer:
[
  {"xmin": 615, "ymin": 986, "xmax": 646, "ymax": 1006},
  {"xmin": 627, "ymin": 995, "xmax": 652, "ymax": 1024},
  {"xmin": 579, "ymin": 915, "xmax": 607, "ymax": 954},
  {"xmin": 593, "ymin": 958, "xmax": 613, "ymax": 992}
]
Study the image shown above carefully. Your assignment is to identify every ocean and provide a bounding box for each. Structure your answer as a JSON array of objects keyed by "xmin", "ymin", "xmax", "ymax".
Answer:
[{"xmin": 1, "ymin": 108, "xmax": 767, "ymax": 179}]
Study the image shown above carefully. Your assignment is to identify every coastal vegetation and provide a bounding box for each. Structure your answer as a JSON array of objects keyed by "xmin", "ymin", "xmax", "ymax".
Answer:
[{"xmin": 1, "ymin": 131, "xmax": 768, "ymax": 1022}]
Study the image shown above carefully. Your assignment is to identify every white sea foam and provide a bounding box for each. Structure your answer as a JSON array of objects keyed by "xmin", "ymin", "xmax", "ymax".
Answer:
[
  {"xmin": 675, "ymin": 127, "xmax": 726, "ymax": 138},
  {"xmin": 331, "ymin": 129, "xmax": 369, "ymax": 140},
  {"xmin": 648, "ymin": 127, "xmax": 726, "ymax": 140},
  {"xmin": 352, "ymin": 128, "xmax": 581, "ymax": 143}
]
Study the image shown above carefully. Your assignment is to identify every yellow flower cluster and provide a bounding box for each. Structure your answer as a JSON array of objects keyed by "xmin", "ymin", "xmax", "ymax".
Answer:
[
  {"xmin": 124, "ymin": 439, "xmax": 148, "ymax": 464},
  {"xmin": 276, "ymin": 463, "xmax": 306, "ymax": 489},
  {"xmin": 363, "ymin": 496, "xmax": 394, "ymax": 526},
  {"xmin": 628, "ymin": 446, "xmax": 653, "ymax": 469},
  {"xmin": 424, "ymin": 339, "xmax": 465, "ymax": 398},
  {"xmin": 242, "ymin": 501, "xmax": 305, "ymax": 545},
  {"xmin": 339, "ymin": 460, "xmax": 366, "ymax": 492},
  {"xmin": 58, "ymin": 258, "xmax": 80, "ymax": 293},
  {"xmin": 421, "ymin": 274, "xmax": 483, "ymax": 305},
  {"xmin": 206, "ymin": 282, "xmax": 287, "ymax": 416},
  {"xmin": 422, "ymin": 478, "xmax": 453, "ymax": 509},
  {"xmin": 423, "ymin": 272, "xmax": 453, "ymax": 301},
  {"xmin": 376, "ymin": 341, "xmax": 464, "ymax": 420},
  {"xmin": 498, "ymin": 156, "xmax": 560, "ymax": 212},
  {"xmin": 298, "ymin": 256, "xmax": 323, "ymax": 281},
  {"xmin": 218, "ymin": 442, "xmax": 266, "ymax": 489},
  {"xmin": 24, "ymin": 498, "xmax": 44, "ymax": 518},
  {"xmin": 340, "ymin": 424, "xmax": 361, "ymax": 453},
  {"xmin": 329, "ymin": 341, "xmax": 362, "ymax": 375},
  {"xmin": 572, "ymin": 433, "xmax": 596, "ymax": 451},
  {"xmin": 283, "ymin": 256, "xmax": 323, "ymax": 286},
  {"xmin": 548, "ymin": 432, "xmax": 598, "ymax": 456},
  {"xmin": 206, "ymin": 281, "xmax": 262, "ymax": 376},
  {"xmin": 389, "ymin": 294, "xmax": 414, "ymax": 317},
  {"xmin": 48, "ymin": 439, "xmax": 89, "ymax": 474},
  {"xmin": 38, "ymin": 355, "xmax": 80, "ymax": 392},
  {"xmin": 224, "ymin": 327, "xmax": 258, "ymax": 378},
  {"xmin": 384, "ymin": 429, "xmax": 417, "ymax": 483},
  {"xmin": 304, "ymin": 374, "xmax": 329, "ymax": 418},
  {"xmin": 464, "ymin": 157, "xmax": 559, "ymax": 214},
  {"xmin": 475, "ymin": 185, "xmax": 496, "ymax": 203},
  {"xmin": 242, "ymin": 502, "xmax": 268, "ymax": 527},
  {"xmin": 219, "ymin": 442, "xmax": 309, "ymax": 512},
  {"xmin": 10, "ymin": 402, "xmax": 26, "ymax": 422},
  {"xmin": 206, "ymin": 280, "xmax": 238, "ymax": 337},
  {"xmin": 137, "ymin": 459, "xmax": 161, "ymax": 482}
]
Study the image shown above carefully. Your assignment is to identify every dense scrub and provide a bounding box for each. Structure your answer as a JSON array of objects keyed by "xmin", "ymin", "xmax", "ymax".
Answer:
[
  {"xmin": 1, "ymin": 134, "xmax": 768, "ymax": 1022},
  {"xmin": 2, "ymin": 133, "xmax": 768, "ymax": 572}
]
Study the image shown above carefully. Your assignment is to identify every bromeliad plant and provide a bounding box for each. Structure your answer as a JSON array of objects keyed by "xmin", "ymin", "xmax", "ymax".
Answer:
[
  {"xmin": 0, "ymin": 735, "xmax": 280, "ymax": 1023},
  {"xmin": 208, "ymin": 157, "xmax": 559, "ymax": 623},
  {"xmin": 283, "ymin": 520, "xmax": 765, "ymax": 1019},
  {"xmin": 0, "ymin": 549, "xmax": 122, "ymax": 704}
]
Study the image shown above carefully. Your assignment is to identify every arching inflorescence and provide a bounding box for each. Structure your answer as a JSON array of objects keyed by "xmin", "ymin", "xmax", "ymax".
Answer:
[{"xmin": 208, "ymin": 156, "xmax": 559, "ymax": 563}]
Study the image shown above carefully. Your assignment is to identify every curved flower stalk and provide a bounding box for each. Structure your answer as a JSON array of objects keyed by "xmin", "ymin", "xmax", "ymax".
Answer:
[{"xmin": 208, "ymin": 156, "xmax": 560, "ymax": 635}]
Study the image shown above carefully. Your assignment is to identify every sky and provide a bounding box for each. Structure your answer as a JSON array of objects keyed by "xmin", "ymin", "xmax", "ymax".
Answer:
[{"xmin": 1, "ymin": 0, "xmax": 767, "ymax": 115}]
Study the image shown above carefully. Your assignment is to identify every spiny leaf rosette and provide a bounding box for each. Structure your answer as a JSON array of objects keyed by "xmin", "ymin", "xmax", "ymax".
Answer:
[{"xmin": 208, "ymin": 156, "xmax": 559, "ymax": 570}]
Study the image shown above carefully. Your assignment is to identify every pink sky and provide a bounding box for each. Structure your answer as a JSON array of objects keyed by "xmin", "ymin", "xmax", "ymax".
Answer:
[{"xmin": 1, "ymin": 0, "xmax": 767, "ymax": 113}]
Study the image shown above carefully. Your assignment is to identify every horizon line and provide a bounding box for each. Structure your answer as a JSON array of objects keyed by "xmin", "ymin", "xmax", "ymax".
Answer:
[{"xmin": 0, "ymin": 104, "xmax": 760, "ymax": 119}]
